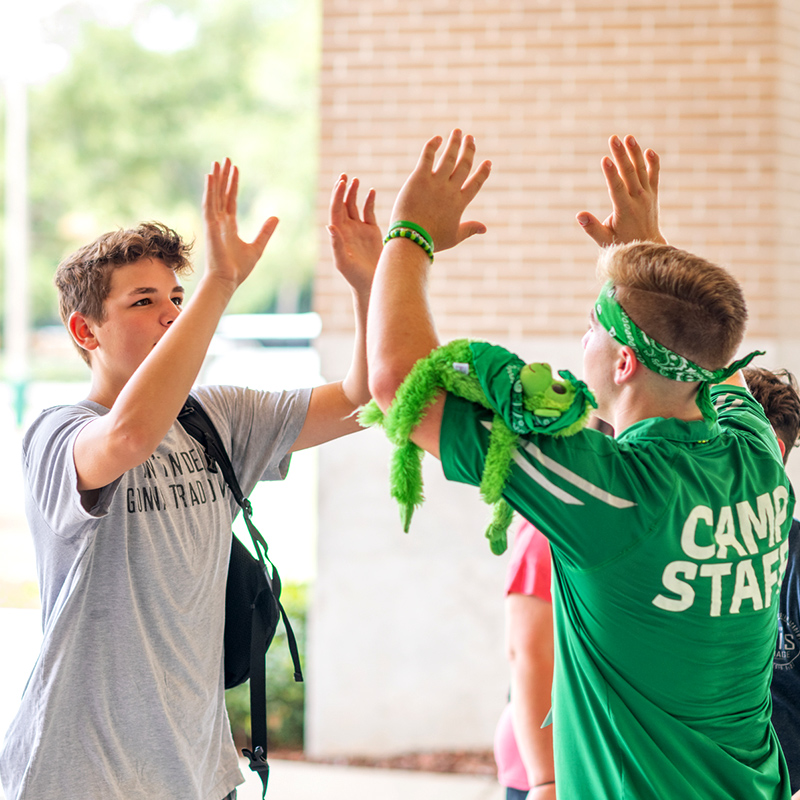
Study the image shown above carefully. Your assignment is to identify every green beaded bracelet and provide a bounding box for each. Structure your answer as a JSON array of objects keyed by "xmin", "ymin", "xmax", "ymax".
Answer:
[
  {"xmin": 383, "ymin": 227, "xmax": 434, "ymax": 262},
  {"xmin": 388, "ymin": 220, "xmax": 434, "ymax": 250}
]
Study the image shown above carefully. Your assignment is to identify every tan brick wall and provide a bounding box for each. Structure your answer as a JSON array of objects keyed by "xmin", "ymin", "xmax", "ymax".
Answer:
[
  {"xmin": 775, "ymin": 0, "xmax": 800, "ymax": 347},
  {"xmin": 316, "ymin": 0, "xmax": 798, "ymax": 347}
]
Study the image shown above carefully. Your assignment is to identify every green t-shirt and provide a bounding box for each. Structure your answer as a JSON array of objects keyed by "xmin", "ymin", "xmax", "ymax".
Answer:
[{"xmin": 441, "ymin": 385, "xmax": 793, "ymax": 799}]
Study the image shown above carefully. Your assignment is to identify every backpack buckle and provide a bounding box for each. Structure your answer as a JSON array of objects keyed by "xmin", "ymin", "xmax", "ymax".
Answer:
[{"xmin": 242, "ymin": 746, "xmax": 269, "ymax": 797}]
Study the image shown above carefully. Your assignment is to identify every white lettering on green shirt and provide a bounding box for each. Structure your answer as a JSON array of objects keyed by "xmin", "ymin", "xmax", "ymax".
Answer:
[{"xmin": 654, "ymin": 487, "xmax": 790, "ymax": 616}]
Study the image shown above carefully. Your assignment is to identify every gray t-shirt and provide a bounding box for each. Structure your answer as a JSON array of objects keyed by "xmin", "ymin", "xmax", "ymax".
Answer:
[{"xmin": 0, "ymin": 384, "xmax": 310, "ymax": 800}]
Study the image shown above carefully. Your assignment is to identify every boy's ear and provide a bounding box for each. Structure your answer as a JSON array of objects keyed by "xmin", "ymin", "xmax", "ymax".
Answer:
[
  {"xmin": 68, "ymin": 312, "xmax": 99, "ymax": 355},
  {"xmin": 614, "ymin": 345, "xmax": 639, "ymax": 386}
]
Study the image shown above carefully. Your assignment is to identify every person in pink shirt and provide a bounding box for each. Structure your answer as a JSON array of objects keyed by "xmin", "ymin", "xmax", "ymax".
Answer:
[{"xmin": 494, "ymin": 521, "xmax": 555, "ymax": 800}]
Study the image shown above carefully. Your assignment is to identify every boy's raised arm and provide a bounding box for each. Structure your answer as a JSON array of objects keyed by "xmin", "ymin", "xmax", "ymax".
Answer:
[
  {"xmin": 366, "ymin": 130, "xmax": 491, "ymax": 458},
  {"xmin": 577, "ymin": 134, "xmax": 666, "ymax": 247},
  {"xmin": 73, "ymin": 159, "xmax": 278, "ymax": 494},
  {"xmin": 289, "ymin": 175, "xmax": 381, "ymax": 451}
]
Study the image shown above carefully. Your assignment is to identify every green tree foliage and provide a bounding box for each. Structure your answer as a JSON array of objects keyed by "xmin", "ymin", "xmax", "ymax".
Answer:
[{"xmin": 3, "ymin": 0, "xmax": 319, "ymax": 326}]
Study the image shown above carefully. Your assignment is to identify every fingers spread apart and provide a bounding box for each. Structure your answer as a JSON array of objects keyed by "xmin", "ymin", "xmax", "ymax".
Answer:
[
  {"xmin": 330, "ymin": 174, "xmax": 377, "ymax": 226},
  {"xmin": 204, "ymin": 158, "xmax": 238, "ymax": 218},
  {"xmin": 609, "ymin": 135, "xmax": 659, "ymax": 196}
]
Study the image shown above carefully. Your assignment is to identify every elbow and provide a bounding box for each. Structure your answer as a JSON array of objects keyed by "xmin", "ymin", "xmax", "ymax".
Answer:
[
  {"xmin": 508, "ymin": 641, "xmax": 555, "ymax": 675},
  {"xmin": 107, "ymin": 418, "xmax": 158, "ymax": 469},
  {"xmin": 507, "ymin": 626, "xmax": 555, "ymax": 672},
  {"xmin": 368, "ymin": 361, "xmax": 409, "ymax": 412}
]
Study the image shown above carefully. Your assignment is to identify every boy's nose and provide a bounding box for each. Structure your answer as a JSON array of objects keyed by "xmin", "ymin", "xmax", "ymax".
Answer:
[{"xmin": 163, "ymin": 304, "xmax": 181, "ymax": 325}]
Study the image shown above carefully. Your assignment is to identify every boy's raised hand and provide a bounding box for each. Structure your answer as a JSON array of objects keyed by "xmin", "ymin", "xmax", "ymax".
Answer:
[
  {"xmin": 577, "ymin": 135, "xmax": 666, "ymax": 247},
  {"xmin": 390, "ymin": 129, "xmax": 491, "ymax": 253},
  {"xmin": 328, "ymin": 175, "xmax": 382, "ymax": 295},
  {"xmin": 203, "ymin": 158, "xmax": 279, "ymax": 289}
]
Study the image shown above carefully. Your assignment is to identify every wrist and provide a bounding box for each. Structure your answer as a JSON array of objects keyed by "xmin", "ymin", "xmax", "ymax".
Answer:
[
  {"xmin": 384, "ymin": 221, "xmax": 435, "ymax": 262},
  {"xmin": 383, "ymin": 234, "xmax": 435, "ymax": 268},
  {"xmin": 350, "ymin": 284, "xmax": 371, "ymax": 309},
  {"xmin": 196, "ymin": 272, "xmax": 238, "ymax": 301}
]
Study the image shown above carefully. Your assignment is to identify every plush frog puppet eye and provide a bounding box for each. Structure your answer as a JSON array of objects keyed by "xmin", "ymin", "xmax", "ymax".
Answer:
[{"xmin": 519, "ymin": 363, "xmax": 577, "ymax": 417}]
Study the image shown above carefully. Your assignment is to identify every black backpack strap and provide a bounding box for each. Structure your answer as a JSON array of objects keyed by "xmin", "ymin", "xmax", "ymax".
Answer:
[
  {"xmin": 178, "ymin": 395, "xmax": 247, "ymax": 508},
  {"xmin": 240, "ymin": 512, "xmax": 303, "ymax": 682},
  {"xmin": 177, "ymin": 395, "xmax": 303, "ymax": 800}
]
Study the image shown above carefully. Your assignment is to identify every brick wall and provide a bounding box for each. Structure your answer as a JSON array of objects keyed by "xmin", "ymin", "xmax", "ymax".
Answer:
[
  {"xmin": 316, "ymin": 0, "xmax": 799, "ymax": 348},
  {"xmin": 775, "ymin": 0, "xmax": 800, "ymax": 348}
]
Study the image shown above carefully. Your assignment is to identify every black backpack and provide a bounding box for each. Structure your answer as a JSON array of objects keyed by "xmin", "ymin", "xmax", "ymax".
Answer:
[{"xmin": 178, "ymin": 395, "xmax": 303, "ymax": 799}]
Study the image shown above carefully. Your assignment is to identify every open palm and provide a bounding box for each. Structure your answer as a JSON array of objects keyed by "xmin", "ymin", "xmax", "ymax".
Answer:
[
  {"xmin": 328, "ymin": 175, "xmax": 383, "ymax": 296},
  {"xmin": 203, "ymin": 158, "xmax": 278, "ymax": 288}
]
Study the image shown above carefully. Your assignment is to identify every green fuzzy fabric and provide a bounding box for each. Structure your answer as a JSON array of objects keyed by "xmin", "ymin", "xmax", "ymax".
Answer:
[{"xmin": 359, "ymin": 339, "xmax": 593, "ymax": 555}]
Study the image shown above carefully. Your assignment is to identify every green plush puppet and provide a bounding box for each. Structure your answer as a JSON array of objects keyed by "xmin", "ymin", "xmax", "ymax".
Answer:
[{"xmin": 359, "ymin": 339, "xmax": 596, "ymax": 555}]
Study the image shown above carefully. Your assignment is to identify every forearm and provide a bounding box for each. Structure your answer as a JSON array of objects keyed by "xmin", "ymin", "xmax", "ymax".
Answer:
[
  {"xmin": 367, "ymin": 238, "xmax": 441, "ymax": 411},
  {"xmin": 506, "ymin": 593, "xmax": 555, "ymax": 787},
  {"xmin": 339, "ymin": 288, "xmax": 372, "ymax": 409},
  {"xmin": 365, "ymin": 130, "xmax": 488, "ymax": 452},
  {"xmin": 287, "ymin": 288, "xmax": 373, "ymax": 453},
  {"xmin": 510, "ymin": 656, "xmax": 555, "ymax": 786},
  {"xmin": 77, "ymin": 276, "xmax": 234, "ymax": 487},
  {"xmin": 115, "ymin": 275, "xmax": 231, "ymax": 424}
]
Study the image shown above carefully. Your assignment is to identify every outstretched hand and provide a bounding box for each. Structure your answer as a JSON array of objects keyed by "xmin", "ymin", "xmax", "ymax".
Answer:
[
  {"xmin": 390, "ymin": 129, "xmax": 492, "ymax": 253},
  {"xmin": 576, "ymin": 135, "xmax": 666, "ymax": 247},
  {"xmin": 202, "ymin": 158, "xmax": 279, "ymax": 289},
  {"xmin": 328, "ymin": 175, "xmax": 382, "ymax": 296}
]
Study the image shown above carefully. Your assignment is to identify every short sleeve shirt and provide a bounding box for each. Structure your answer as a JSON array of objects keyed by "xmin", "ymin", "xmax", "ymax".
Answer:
[
  {"xmin": 0, "ymin": 384, "xmax": 310, "ymax": 800},
  {"xmin": 442, "ymin": 385, "xmax": 793, "ymax": 800},
  {"xmin": 505, "ymin": 521, "xmax": 552, "ymax": 602}
]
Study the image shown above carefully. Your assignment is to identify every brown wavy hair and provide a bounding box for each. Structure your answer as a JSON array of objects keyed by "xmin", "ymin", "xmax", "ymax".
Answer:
[
  {"xmin": 55, "ymin": 222, "xmax": 193, "ymax": 363},
  {"xmin": 743, "ymin": 367, "xmax": 800, "ymax": 463}
]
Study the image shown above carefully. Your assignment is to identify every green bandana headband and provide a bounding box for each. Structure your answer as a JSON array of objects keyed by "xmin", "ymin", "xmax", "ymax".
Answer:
[{"xmin": 594, "ymin": 281, "xmax": 763, "ymax": 422}]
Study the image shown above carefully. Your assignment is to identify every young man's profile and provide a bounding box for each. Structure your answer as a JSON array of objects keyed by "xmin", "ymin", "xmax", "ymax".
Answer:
[{"xmin": 366, "ymin": 131, "xmax": 793, "ymax": 799}]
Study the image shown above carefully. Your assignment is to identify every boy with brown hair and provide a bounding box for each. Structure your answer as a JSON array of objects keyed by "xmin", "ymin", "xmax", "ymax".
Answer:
[
  {"xmin": 0, "ymin": 161, "xmax": 382, "ymax": 800},
  {"xmin": 366, "ymin": 131, "xmax": 792, "ymax": 798},
  {"xmin": 54, "ymin": 221, "xmax": 194, "ymax": 364},
  {"xmin": 745, "ymin": 368, "xmax": 800, "ymax": 463}
]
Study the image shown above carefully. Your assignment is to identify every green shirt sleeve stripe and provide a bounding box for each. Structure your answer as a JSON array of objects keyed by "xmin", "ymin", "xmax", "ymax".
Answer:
[
  {"xmin": 511, "ymin": 449, "xmax": 585, "ymax": 506},
  {"xmin": 517, "ymin": 436, "xmax": 637, "ymax": 509}
]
